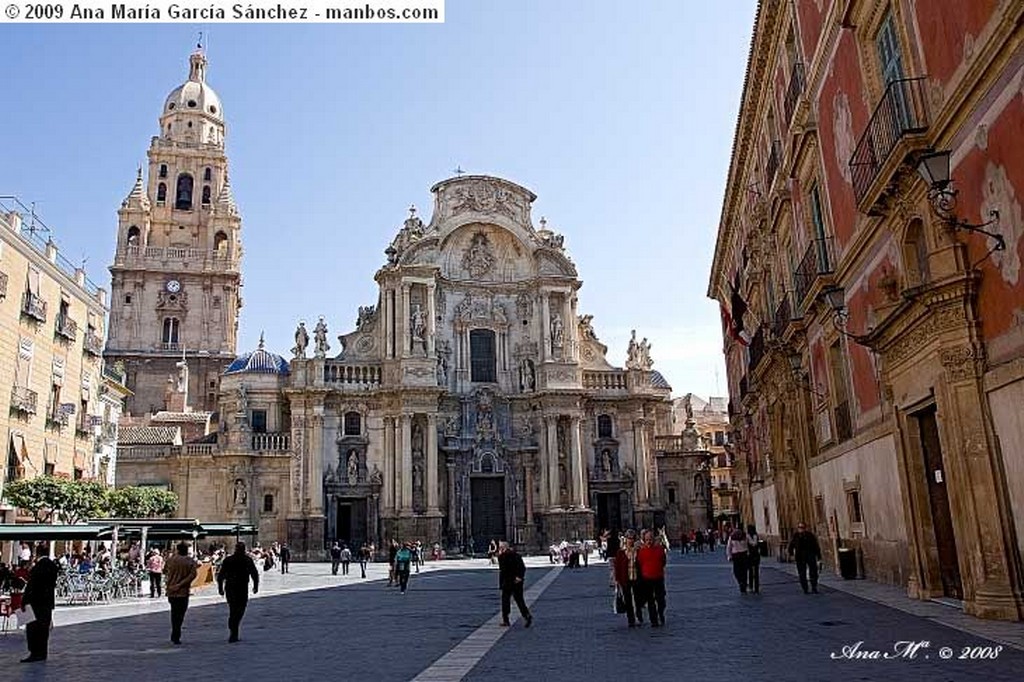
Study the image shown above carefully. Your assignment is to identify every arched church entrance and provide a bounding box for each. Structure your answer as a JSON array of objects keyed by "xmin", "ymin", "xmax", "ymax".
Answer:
[{"xmin": 469, "ymin": 452, "xmax": 505, "ymax": 554}]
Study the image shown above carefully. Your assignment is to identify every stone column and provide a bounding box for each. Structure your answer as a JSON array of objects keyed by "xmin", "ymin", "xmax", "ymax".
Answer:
[
  {"xmin": 541, "ymin": 292, "xmax": 551, "ymax": 362},
  {"xmin": 427, "ymin": 283, "xmax": 436, "ymax": 357},
  {"xmin": 310, "ymin": 408, "xmax": 325, "ymax": 514},
  {"xmin": 564, "ymin": 295, "xmax": 575, "ymax": 363},
  {"xmin": 546, "ymin": 416, "xmax": 559, "ymax": 509},
  {"xmin": 401, "ymin": 414, "xmax": 413, "ymax": 513},
  {"xmin": 570, "ymin": 416, "xmax": 586, "ymax": 507},
  {"xmin": 427, "ymin": 413, "xmax": 439, "ymax": 512},
  {"xmin": 383, "ymin": 417, "xmax": 394, "ymax": 512},
  {"xmin": 401, "ymin": 283, "xmax": 412, "ymax": 358},
  {"xmin": 568, "ymin": 295, "xmax": 579, "ymax": 362},
  {"xmin": 524, "ymin": 455, "xmax": 534, "ymax": 522},
  {"xmin": 634, "ymin": 418, "xmax": 649, "ymax": 505},
  {"xmin": 383, "ymin": 288, "xmax": 393, "ymax": 359},
  {"xmin": 446, "ymin": 454, "xmax": 457, "ymax": 540}
]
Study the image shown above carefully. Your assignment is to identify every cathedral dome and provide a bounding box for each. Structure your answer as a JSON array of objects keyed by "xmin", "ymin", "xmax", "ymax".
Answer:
[
  {"xmin": 225, "ymin": 336, "xmax": 289, "ymax": 376},
  {"xmin": 163, "ymin": 49, "xmax": 223, "ymax": 122}
]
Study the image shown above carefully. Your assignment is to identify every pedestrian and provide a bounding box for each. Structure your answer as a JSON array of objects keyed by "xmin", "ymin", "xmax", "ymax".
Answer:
[
  {"xmin": 695, "ymin": 529, "xmax": 705, "ymax": 553},
  {"xmin": 746, "ymin": 524, "xmax": 762, "ymax": 594},
  {"xmin": 726, "ymin": 525, "xmax": 749, "ymax": 594},
  {"xmin": 146, "ymin": 549, "xmax": 165, "ymax": 598},
  {"xmin": 788, "ymin": 522, "xmax": 822, "ymax": 594},
  {"xmin": 330, "ymin": 542, "xmax": 342, "ymax": 576},
  {"xmin": 279, "ymin": 544, "xmax": 291, "ymax": 574},
  {"xmin": 395, "ymin": 542, "xmax": 413, "ymax": 594},
  {"xmin": 488, "ymin": 539, "xmax": 498, "ymax": 565},
  {"xmin": 411, "ymin": 541, "xmax": 420, "ymax": 574},
  {"xmin": 613, "ymin": 530, "xmax": 645, "ymax": 627},
  {"xmin": 636, "ymin": 529, "xmax": 667, "ymax": 626},
  {"xmin": 217, "ymin": 542, "xmax": 260, "ymax": 643},
  {"xmin": 359, "ymin": 544, "xmax": 370, "ymax": 578},
  {"xmin": 497, "ymin": 541, "xmax": 532, "ymax": 627},
  {"xmin": 340, "ymin": 545, "xmax": 352, "ymax": 576},
  {"xmin": 20, "ymin": 544, "xmax": 58, "ymax": 663},
  {"xmin": 387, "ymin": 540, "xmax": 399, "ymax": 586},
  {"xmin": 164, "ymin": 541, "xmax": 198, "ymax": 645}
]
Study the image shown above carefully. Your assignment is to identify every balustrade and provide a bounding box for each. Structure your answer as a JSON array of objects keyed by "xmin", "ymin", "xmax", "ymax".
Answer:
[
  {"xmin": 251, "ymin": 432, "xmax": 290, "ymax": 451},
  {"xmin": 582, "ymin": 370, "xmax": 627, "ymax": 391},
  {"xmin": 324, "ymin": 363, "xmax": 382, "ymax": 387}
]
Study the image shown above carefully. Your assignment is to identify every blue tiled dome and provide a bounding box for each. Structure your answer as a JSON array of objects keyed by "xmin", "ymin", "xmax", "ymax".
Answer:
[{"xmin": 225, "ymin": 335, "xmax": 290, "ymax": 376}]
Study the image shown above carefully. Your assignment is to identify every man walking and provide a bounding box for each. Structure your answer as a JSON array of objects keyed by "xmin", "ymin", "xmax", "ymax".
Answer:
[
  {"xmin": 217, "ymin": 542, "xmax": 260, "ymax": 642},
  {"xmin": 330, "ymin": 542, "xmax": 342, "ymax": 576},
  {"xmin": 636, "ymin": 529, "xmax": 667, "ymax": 626},
  {"xmin": 20, "ymin": 544, "xmax": 58, "ymax": 663},
  {"xmin": 164, "ymin": 542, "xmax": 198, "ymax": 645},
  {"xmin": 340, "ymin": 544, "xmax": 352, "ymax": 576},
  {"xmin": 788, "ymin": 522, "xmax": 822, "ymax": 594},
  {"xmin": 279, "ymin": 544, "xmax": 291, "ymax": 574},
  {"xmin": 497, "ymin": 541, "xmax": 532, "ymax": 627},
  {"xmin": 395, "ymin": 542, "xmax": 414, "ymax": 594},
  {"xmin": 359, "ymin": 543, "xmax": 370, "ymax": 578}
]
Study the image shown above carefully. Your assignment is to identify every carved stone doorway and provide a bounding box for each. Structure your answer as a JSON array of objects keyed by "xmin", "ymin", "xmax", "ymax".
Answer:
[
  {"xmin": 915, "ymin": 405, "xmax": 963, "ymax": 600},
  {"xmin": 596, "ymin": 492, "xmax": 623, "ymax": 532},
  {"xmin": 470, "ymin": 476, "xmax": 505, "ymax": 554},
  {"xmin": 334, "ymin": 497, "xmax": 368, "ymax": 549}
]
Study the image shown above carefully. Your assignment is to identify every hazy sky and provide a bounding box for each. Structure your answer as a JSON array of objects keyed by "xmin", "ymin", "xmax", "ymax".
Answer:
[{"xmin": 0, "ymin": 0, "xmax": 756, "ymax": 400}]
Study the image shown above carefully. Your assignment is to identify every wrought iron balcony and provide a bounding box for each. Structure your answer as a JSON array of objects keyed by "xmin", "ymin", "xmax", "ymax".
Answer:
[
  {"xmin": 765, "ymin": 140, "xmax": 782, "ymax": 190},
  {"xmin": 834, "ymin": 400, "xmax": 853, "ymax": 443},
  {"xmin": 783, "ymin": 62, "xmax": 805, "ymax": 126},
  {"xmin": 47, "ymin": 409, "xmax": 70, "ymax": 428},
  {"xmin": 84, "ymin": 331, "xmax": 104, "ymax": 356},
  {"xmin": 0, "ymin": 270, "xmax": 8, "ymax": 299},
  {"xmin": 21, "ymin": 291, "xmax": 47, "ymax": 322},
  {"xmin": 55, "ymin": 314, "xmax": 78, "ymax": 341},
  {"xmin": 793, "ymin": 237, "xmax": 834, "ymax": 306},
  {"xmin": 772, "ymin": 295, "xmax": 793, "ymax": 340},
  {"xmin": 11, "ymin": 386, "xmax": 38, "ymax": 414},
  {"xmin": 849, "ymin": 76, "xmax": 929, "ymax": 205}
]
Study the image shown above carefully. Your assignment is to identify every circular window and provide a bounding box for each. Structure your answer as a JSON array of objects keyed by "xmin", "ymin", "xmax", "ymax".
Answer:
[
  {"xmin": 187, "ymin": 121, "xmax": 193, "ymax": 128},
  {"xmin": 209, "ymin": 105, "xmax": 217, "ymax": 114},
  {"xmin": 168, "ymin": 102, "xmax": 176, "ymax": 110},
  {"xmin": 187, "ymin": 100, "xmax": 197, "ymax": 108}
]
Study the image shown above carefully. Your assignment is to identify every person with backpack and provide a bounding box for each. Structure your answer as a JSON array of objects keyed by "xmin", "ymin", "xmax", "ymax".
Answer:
[{"xmin": 394, "ymin": 542, "xmax": 413, "ymax": 594}]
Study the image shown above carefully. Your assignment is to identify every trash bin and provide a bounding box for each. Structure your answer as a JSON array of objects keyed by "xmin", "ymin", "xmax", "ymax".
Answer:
[{"xmin": 837, "ymin": 547, "xmax": 857, "ymax": 579}]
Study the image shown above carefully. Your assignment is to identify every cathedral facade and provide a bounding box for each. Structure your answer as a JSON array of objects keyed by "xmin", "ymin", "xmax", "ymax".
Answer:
[{"xmin": 112, "ymin": 51, "xmax": 710, "ymax": 558}]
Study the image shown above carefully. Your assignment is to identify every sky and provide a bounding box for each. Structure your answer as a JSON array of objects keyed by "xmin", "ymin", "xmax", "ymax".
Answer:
[{"xmin": 0, "ymin": 0, "xmax": 757, "ymax": 400}]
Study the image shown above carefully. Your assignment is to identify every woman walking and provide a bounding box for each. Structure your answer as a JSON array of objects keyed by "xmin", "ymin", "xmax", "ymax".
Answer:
[
  {"xmin": 746, "ymin": 524, "xmax": 761, "ymax": 594},
  {"xmin": 726, "ymin": 526, "xmax": 749, "ymax": 594},
  {"xmin": 613, "ymin": 530, "xmax": 646, "ymax": 627}
]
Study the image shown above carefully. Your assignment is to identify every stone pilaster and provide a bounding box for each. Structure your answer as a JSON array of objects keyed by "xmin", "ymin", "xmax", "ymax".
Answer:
[
  {"xmin": 427, "ymin": 413, "xmax": 439, "ymax": 512},
  {"xmin": 401, "ymin": 413, "xmax": 413, "ymax": 513}
]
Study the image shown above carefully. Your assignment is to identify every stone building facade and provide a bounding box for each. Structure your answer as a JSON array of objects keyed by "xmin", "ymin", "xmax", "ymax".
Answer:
[
  {"xmin": 709, "ymin": 0, "xmax": 1024, "ymax": 620},
  {"xmin": 104, "ymin": 48, "xmax": 242, "ymax": 415},
  {"xmin": 674, "ymin": 394, "xmax": 736, "ymax": 526},
  {"xmin": 0, "ymin": 197, "xmax": 109, "ymax": 524}
]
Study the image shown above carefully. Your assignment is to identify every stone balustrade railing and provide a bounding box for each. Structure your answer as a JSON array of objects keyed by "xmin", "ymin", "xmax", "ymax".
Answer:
[
  {"xmin": 183, "ymin": 444, "xmax": 216, "ymax": 456},
  {"xmin": 119, "ymin": 445, "xmax": 176, "ymax": 461},
  {"xmin": 582, "ymin": 370, "xmax": 628, "ymax": 391},
  {"xmin": 251, "ymin": 432, "xmax": 290, "ymax": 451},
  {"xmin": 324, "ymin": 363, "xmax": 382, "ymax": 387},
  {"xmin": 119, "ymin": 245, "xmax": 239, "ymax": 270}
]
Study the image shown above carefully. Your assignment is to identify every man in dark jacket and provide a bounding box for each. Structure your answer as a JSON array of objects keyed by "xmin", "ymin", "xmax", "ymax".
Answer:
[
  {"xmin": 217, "ymin": 542, "xmax": 260, "ymax": 642},
  {"xmin": 21, "ymin": 544, "xmax": 59, "ymax": 663},
  {"xmin": 497, "ymin": 541, "xmax": 532, "ymax": 627},
  {"xmin": 330, "ymin": 542, "xmax": 342, "ymax": 576},
  {"xmin": 279, "ymin": 544, "xmax": 291, "ymax": 574},
  {"xmin": 788, "ymin": 522, "xmax": 822, "ymax": 594}
]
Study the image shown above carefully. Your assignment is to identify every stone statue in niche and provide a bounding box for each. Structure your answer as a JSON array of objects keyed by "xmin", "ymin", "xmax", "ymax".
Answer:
[
  {"xmin": 347, "ymin": 451, "xmax": 359, "ymax": 486},
  {"xmin": 518, "ymin": 358, "xmax": 535, "ymax": 392},
  {"xmin": 369, "ymin": 464, "xmax": 383, "ymax": 485},
  {"xmin": 410, "ymin": 304, "xmax": 427, "ymax": 345},
  {"xmin": 603, "ymin": 449, "xmax": 614, "ymax": 473},
  {"xmin": 436, "ymin": 347, "xmax": 449, "ymax": 386},
  {"xmin": 314, "ymin": 316, "xmax": 330, "ymax": 357},
  {"xmin": 233, "ymin": 478, "xmax": 247, "ymax": 507},
  {"xmin": 292, "ymin": 320, "xmax": 309, "ymax": 358},
  {"xmin": 444, "ymin": 415, "xmax": 460, "ymax": 437},
  {"xmin": 551, "ymin": 313, "xmax": 564, "ymax": 349},
  {"xmin": 462, "ymin": 232, "xmax": 496, "ymax": 279},
  {"xmin": 694, "ymin": 473, "xmax": 705, "ymax": 501},
  {"xmin": 413, "ymin": 463, "xmax": 423, "ymax": 493},
  {"xmin": 558, "ymin": 463, "xmax": 568, "ymax": 494},
  {"xmin": 493, "ymin": 302, "xmax": 507, "ymax": 325},
  {"xmin": 456, "ymin": 294, "xmax": 473, "ymax": 322},
  {"xmin": 516, "ymin": 292, "xmax": 533, "ymax": 321}
]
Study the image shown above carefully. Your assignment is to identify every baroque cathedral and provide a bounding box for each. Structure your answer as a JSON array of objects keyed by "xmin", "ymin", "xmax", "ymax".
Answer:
[{"xmin": 112, "ymin": 49, "xmax": 712, "ymax": 558}]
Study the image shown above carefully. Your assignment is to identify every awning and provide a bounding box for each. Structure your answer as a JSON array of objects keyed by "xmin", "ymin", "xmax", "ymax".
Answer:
[
  {"xmin": 0, "ymin": 523, "xmax": 111, "ymax": 540},
  {"xmin": 199, "ymin": 523, "xmax": 257, "ymax": 537}
]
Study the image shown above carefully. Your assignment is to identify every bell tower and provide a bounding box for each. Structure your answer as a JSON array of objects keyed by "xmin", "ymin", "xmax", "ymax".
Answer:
[{"xmin": 106, "ymin": 47, "xmax": 242, "ymax": 415}]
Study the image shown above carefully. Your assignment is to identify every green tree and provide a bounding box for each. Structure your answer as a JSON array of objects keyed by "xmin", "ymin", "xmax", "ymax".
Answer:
[
  {"xmin": 3, "ymin": 475, "xmax": 69, "ymax": 522},
  {"xmin": 147, "ymin": 488, "xmax": 179, "ymax": 517},
  {"xmin": 60, "ymin": 480, "xmax": 109, "ymax": 524},
  {"xmin": 106, "ymin": 486, "xmax": 179, "ymax": 518}
]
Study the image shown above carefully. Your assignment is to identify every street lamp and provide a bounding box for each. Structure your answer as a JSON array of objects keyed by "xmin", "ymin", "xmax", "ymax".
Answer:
[
  {"xmin": 821, "ymin": 285, "xmax": 869, "ymax": 346},
  {"xmin": 917, "ymin": 150, "xmax": 1005, "ymax": 257}
]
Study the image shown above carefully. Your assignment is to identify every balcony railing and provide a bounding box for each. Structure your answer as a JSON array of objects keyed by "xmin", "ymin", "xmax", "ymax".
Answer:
[
  {"xmin": 102, "ymin": 364, "xmax": 127, "ymax": 386},
  {"xmin": 21, "ymin": 291, "xmax": 47, "ymax": 322},
  {"xmin": 55, "ymin": 314, "xmax": 78, "ymax": 341},
  {"xmin": 11, "ymin": 386, "xmax": 38, "ymax": 414},
  {"xmin": 765, "ymin": 140, "xmax": 782, "ymax": 189},
  {"xmin": 119, "ymin": 445, "xmax": 175, "ymax": 461},
  {"xmin": 582, "ymin": 370, "xmax": 627, "ymax": 391},
  {"xmin": 793, "ymin": 237, "xmax": 834, "ymax": 306},
  {"xmin": 0, "ymin": 270, "xmax": 7, "ymax": 299},
  {"xmin": 772, "ymin": 295, "xmax": 793, "ymax": 340},
  {"xmin": 850, "ymin": 76, "xmax": 929, "ymax": 204},
  {"xmin": 324, "ymin": 363, "xmax": 382, "ymax": 387},
  {"xmin": 183, "ymin": 444, "xmax": 216, "ymax": 456},
  {"xmin": 783, "ymin": 61, "xmax": 806, "ymax": 125},
  {"xmin": 162, "ymin": 342, "xmax": 180, "ymax": 351},
  {"xmin": 252, "ymin": 432, "xmax": 290, "ymax": 451},
  {"xmin": 84, "ymin": 331, "xmax": 104, "ymax": 356},
  {"xmin": 834, "ymin": 400, "xmax": 853, "ymax": 443},
  {"xmin": 653, "ymin": 435, "xmax": 689, "ymax": 452}
]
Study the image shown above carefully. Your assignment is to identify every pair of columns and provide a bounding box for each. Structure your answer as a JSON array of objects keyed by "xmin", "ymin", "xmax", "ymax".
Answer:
[
  {"xmin": 540, "ymin": 415, "xmax": 587, "ymax": 510},
  {"xmin": 382, "ymin": 280, "xmax": 436, "ymax": 359},
  {"xmin": 540, "ymin": 289, "xmax": 578, "ymax": 363},
  {"xmin": 382, "ymin": 413, "xmax": 439, "ymax": 515}
]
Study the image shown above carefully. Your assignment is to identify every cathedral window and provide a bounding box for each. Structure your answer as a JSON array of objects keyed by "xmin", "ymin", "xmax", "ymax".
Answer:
[
  {"xmin": 214, "ymin": 231, "xmax": 229, "ymax": 254},
  {"xmin": 201, "ymin": 185, "xmax": 211, "ymax": 205},
  {"xmin": 175, "ymin": 174, "xmax": 194, "ymax": 211},
  {"xmin": 470, "ymin": 329, "xmax": 497, "ymax": 383},
  {"xmin": 251, "ymin": 409, "xmax": 267, "ymax": 434},
  {"xmin": 204, "ymin": 167, "xmax": 212, "ymax": 181},
  {"xmin": 344, "ymin": 411, "xmax": 361, "ymax": 436},
  {"xmin": 263, "ymin": 494, "xmax": 274, "ymax": 513},
  {"xmin": 162, "ymin": 317, "xmax": 180, "ymax": 347},
  {"xmin": 597, "ymin": 414, "xmax": 613, "ymax": 439},
  {"xmin": 157, "ymin": 183, "xmax": 167, "ymax": 203},
  {"xmin": 159, "ymin": 164, "xmax": 168, "ymax": 178},
  {"xmin": 126, "ymin": 226, "xmax": 140, "ymax": 247}
]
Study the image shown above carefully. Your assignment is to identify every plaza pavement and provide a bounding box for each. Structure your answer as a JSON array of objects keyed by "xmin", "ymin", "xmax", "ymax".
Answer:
[{"xmin": 2, "ymin": 550, "xmax": 1023, "ymax": 681}]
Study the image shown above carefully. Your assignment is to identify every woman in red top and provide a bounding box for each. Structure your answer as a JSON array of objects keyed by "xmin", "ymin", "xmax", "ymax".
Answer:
[
  {"xmin": 636, "ymin": 529, "xmax": 667, "ymax": 626},
  {"xmin": 613, "ymin": 530, "xmax": 646, "ymax": 627}
]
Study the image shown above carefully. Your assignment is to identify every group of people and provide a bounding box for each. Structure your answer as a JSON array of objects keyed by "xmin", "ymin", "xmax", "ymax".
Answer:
[
  {"xmin": 329, "ymin": 542, "xmax": 374, "ymax": 577},
  {"xmin": 386, "ymin": 540, "xmax": 426, "ymax": 593},
  {"xmin": 721, "ymin": 521, "xmax": 822, "ymax": 595},
  {"xmin": 610, "ymin": 529, "xmax": 669, "ymax": 627},
  {"xmin": 678, "ymin": 527, "xmax": 728, "ymax": 554}
]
